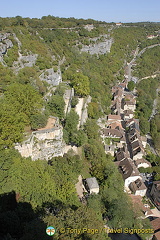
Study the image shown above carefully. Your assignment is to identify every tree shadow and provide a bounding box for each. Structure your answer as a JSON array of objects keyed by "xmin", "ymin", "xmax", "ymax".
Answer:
[{"xmin": 0, "ymin": 191, "xmax": 53, "ymax": 240}]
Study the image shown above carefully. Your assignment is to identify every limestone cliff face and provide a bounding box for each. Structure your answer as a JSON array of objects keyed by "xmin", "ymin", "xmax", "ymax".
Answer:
[
  {"xmin": 0, "ymin": 33, "xmax": 13, "ymax": 62},
  {"xmin": 15, "ymin": 126, "xmax": 64, "ymax": 161},
  {"xmin": 80, "ymin": 35, "xmax": 113, "ymax": 55},
  {"xmin": 39, "ymin": 68, "xmax": 62, "ymax": 86}
]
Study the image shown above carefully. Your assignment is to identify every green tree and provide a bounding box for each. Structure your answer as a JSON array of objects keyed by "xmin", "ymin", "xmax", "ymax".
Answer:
[
  {"xmin": 139, "ymin": 116, "xmax": 150, "ymax": 135},
  {"xmin": 47, "ymin": 95, "xmax": 65, "ymax": 119},
  {"xmin": 71, "ymin": 73, "xmax": 90, "ymax": 96},
  {"xmin": 127, "ymin": 81, "xmax": 135, "ymax": 91},
  {"xmin": 63, "ymin": 109, "xmax": 79, "ymax": 144},
  {"xmin": 88, "ymin": 102, "xmax": 100, "ymax": 119},
  {"xmin": 30, "ymin": 113, "xmax": 48, "ymax": 130}
]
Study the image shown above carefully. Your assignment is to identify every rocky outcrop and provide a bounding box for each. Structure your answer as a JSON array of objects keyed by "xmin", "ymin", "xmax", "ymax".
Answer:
[
  {"xmin": 40, "ymin": 68, "xmax": 62, "ymax": 86},
  {"xmin": 80, "ymin": 35, "xmax": 113, "ymax": 55},
  {"xmin": 0, "ymin": 33, "xmax": 13, "ymax": 62},
  {"xmin": 15, "ymin": 117, "xmax": 64, "ymax": 160},
  {"xmin": 64, "ymin": 88, "xmax": 74, "ymax": 114},
  {"xmin": 80, "ymin": 96, "xmax": 92, "ymax": 125},
  {"xmin": 13, "ymin": 53, "xmax": 38, "ymax": 71},
  {"xmin": 75, "ymin": 95, "xmax": 92, "ymax": 129}
]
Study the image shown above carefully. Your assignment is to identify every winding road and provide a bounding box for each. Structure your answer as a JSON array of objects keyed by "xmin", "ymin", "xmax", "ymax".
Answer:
[{"xmin": 126, "ymin": 43, "xmax": 160, "ymax": 82}]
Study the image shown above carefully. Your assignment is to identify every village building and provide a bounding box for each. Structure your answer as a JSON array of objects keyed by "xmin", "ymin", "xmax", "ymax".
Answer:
[
  {"xmin": 150, "ymin": 181, "xmax": 160, "ymax": 210},
  {"xmin": 123, "ymin": 109, "xmax": 134, "ymax": 120},
  {"xmin": 129, "ymin": 178, "xmax": 147, "ymax": 197},
  {"xmin": 107, "ymin": 114, "xmax": 122, "ymax": 123},
  {"xmin": 105, "ymin": 145, "xmax": 115, "ymax": 156},
  {"xmin": 126, "ymin": 118, "xmax": 140, "ymax": 132},
  {"xmin": 115, "ymin": 158, "xmax": 141, "ymax": 192},
  {"xmin": 85, "ymin": 177, "xmax": 99, "ymax": 194},
  {"xmin": 131, "ymin": 140, "xmax": 145, "ymax": 160},
  {"xmin": 122, "ymin": 99, "xmax": 136, "ymax": 112},
  {"xmin": 111, "ymin": 98, "xmax": 122, "ymax": 115},
  {"xmin": 151, "ymin": 218, "xmax": 160, "ymax": 240},
  {"xmin": 134, "ymin": 158, "xmax": 152, "ymax": 169},
  {"xmin": 130, "ymin": 195, "xmax": 154, "ymax": 218},
  {"xmin": 128, "ymin": 128, "xmax": 141, "ymax": 141},
  {"xmin": 107, "ymin": 121, "xmax": 124, "ymax": 130},
  {"xmin": 116, "ymin": 150, "xmax": 128, "ymax": 162}
]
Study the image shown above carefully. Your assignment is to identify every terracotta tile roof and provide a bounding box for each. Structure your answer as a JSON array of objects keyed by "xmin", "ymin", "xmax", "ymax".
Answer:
[
  {"xmin": 118, "ymin": 82, "xmax": 126, "ymax": 88},
  {"xmin": 108, "ymin": 121, "xmax": 123, "ymax": 130},
  {"xmin": 155, "ymin": 231, "xmax": 160, "ymax": 240},
  {"xmin": 112, "ymin": 86, "xmax": 122, "ymax": 93},
  {"xmin": 114, "ymin": 89, "xmax": 123, "ymax": 98},
  {"xmin": 151, "ymin": 218, "xmax": 160, "ymax": 231},
  {"xmin": 124, "ymin": 100, "xmax": 136, "ymax": 105},
  {"xmin": 130, "ymin": 195, "xmax": 153, "ymax": 216}
]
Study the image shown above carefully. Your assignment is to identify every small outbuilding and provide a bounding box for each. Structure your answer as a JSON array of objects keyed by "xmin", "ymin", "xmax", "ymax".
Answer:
[{"xmin": 86, "ymin": 177, "xmax": 99, "ymax": 194}]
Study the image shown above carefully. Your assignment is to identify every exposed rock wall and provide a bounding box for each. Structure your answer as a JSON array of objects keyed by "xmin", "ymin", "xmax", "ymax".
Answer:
[
  {"xmin": 80, "ymin": 35, "xmax": 113, "ymax": 55},
  {"xmin": 15, "ymin": 126, "xmax": 64, "ymax": 160},
  {"xmin": 80, "ymin": 96, "xmax": 92, "ymax": 125},
  {"xmin": 39, "ymin": 68, "xmax": 62, "ymax": 86},
  {"xmin": 64, "ymin": 88, "xmax": 74, "ymax": 115},
  {"xmin": 0, "ymin": 33, "xmax": 13, "ymax": 62},
  {"xmin": 75, "ymin": 95, "xmax": 92, "ymax": 129}
]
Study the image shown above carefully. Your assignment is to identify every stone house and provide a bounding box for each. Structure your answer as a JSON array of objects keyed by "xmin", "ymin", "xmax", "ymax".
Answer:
[
  {"xmin": 123, "ymin": 110, "xmax": 134, "ymax": 120},
  {"xmin": 85, "ymin": 177, "xmax": 99, "ymax": 194},
  {"xmin": 123, "ymin": 100, "xmax": 136, "ymax": 112},
  {"xmin": 107, "ymin": 114, "xmax": 122, "ymax": 123},
  {"xmin": 129, "ymin": 178, "xmax": 147, "ymax": 197},
  {"xmin": 151, "ymin": 218, "xmax": 160, "ymax": 240},
  {"xmin": 105, "ymin": 145, "xmax": 115, "ymax": 156},
  {"xmin": 111, "ymin": 98, "xmax": 122, "ymax": 115},
  {"xmin": 116, "ymin": 150, "xmax": 128, "ymax": 162},
  {"xmin": 131, "ymin": 140, "xmax": 145, "ymax": 160},
  {"xmin": 115, "ymin": 158, "xmax": 141, "ymax": 191},
  {"xmin": 126, "ymin": 118, "xmax": 140, "ymax": 132},
  {"xmin": 150, "ymin": 181, "xmax": 160, "ymax": 210},
  {"xmin": 134, "ymin": 158, "xmax": 151, "ymax": 169}
]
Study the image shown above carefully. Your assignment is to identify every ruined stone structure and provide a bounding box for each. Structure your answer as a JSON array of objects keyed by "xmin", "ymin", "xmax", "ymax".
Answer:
[{"xmin": 15, "ymin": 117, "xmax": 64, "ymax": 160}]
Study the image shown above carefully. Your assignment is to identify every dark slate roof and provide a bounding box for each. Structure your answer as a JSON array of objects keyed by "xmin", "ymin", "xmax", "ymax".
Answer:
[
  {"xmin": 116, "ymin": 158, "xmax": 140, "ymax": 180},
  {"xmin": 129, "ymin": 178, "xmax": 147, "ymax": 193},
  {"xmin": 103, "ymin": 129, "xmax": 123, "ymax": 138}
]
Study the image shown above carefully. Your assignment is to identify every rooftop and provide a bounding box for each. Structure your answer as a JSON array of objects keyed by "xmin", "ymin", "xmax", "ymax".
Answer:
[
  {"xmin": 134, "ymin": 158, "xmax": 152, "ymax": 168},
  {"xmin": 151, "ymin": 217, "xmax": 160, "ymax": 232},
  {"xmin": 86, "ymin": 177, "xmax": 99, "ymax": 190},
  {"xmin": 115, "ymin": 158, "xmax": 140, "ymax": 180},
  {"xmin": 129, "ymin": 178, "xmax": 147, "ymax": 192},
  {"xmin": 103, "ymin": 128, "xmax": 123, "ymax": 138},
  {"xmin": 107, "ymin": 114, "xmax": 122, "ymax": 121}
]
